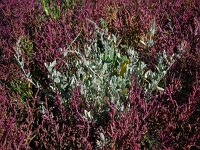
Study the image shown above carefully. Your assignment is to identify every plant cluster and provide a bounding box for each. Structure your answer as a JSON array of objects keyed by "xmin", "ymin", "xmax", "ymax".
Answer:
[{"xmin": 0, "ymin": 0, "xmax": 199, "ymax": 149}]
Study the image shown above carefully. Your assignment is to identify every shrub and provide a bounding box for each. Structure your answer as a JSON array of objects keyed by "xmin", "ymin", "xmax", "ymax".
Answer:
[
  {"xmin": 0, "ymin": 0, "xmax": 200, "ymax": 149},
  {"xmin": 44, "ymin": 19, "xmax": 179, "ymax": 116}
]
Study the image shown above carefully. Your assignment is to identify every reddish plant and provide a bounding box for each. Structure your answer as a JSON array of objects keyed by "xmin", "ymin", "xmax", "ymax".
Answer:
[{"xmin": 0, "ymin": 0, "xmax": 200, "ymax": 149}]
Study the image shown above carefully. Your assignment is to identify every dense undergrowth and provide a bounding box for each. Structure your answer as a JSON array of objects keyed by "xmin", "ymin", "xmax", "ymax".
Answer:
[{"xmin": 0, "ymin": 0, "xmax": 200, "ymax": 149}]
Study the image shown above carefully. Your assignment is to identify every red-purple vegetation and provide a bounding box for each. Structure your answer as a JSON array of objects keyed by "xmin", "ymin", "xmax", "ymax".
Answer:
[{"xmin": 0, "ymin": 0, "xmax": 199, "ymax": 149}]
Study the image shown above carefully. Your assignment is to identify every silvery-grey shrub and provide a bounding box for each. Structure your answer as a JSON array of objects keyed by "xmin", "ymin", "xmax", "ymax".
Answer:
[{"xmin": 44, "ymin": 20, "xmax": 180, "ymax": 119}]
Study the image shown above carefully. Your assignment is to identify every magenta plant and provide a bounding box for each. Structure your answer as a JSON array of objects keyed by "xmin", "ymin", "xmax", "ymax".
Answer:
[
  {"xmin": 146, "ymin": 75, "xmax": 200, "ymax": 149},
  {"xmin": 0, "ymin": 0, "xmax": 200, "ymax": 149}
]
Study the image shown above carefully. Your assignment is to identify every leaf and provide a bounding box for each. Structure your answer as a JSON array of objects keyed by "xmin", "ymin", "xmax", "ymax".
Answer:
[
  {"xmin": 118, "ymin": 62, "xmax": 128, "ymax": 76},
  {"xmin": 64, "ymin": 51, "xmax": 68, "ymax": 57},
  {"xmin": 112, "ymin": 34, "xmax": 117, "ymax": 43},
  {"xmin": 102, "ymin": 63, "xmax": 107, "ymax": 74},
  {"xmin": 50, "ymin": 60, "xmax": 57, "ymax": 68},
  {"xmin": 144, "ymin": 70, "xmax": 150, "ymax": 79},
  {"xmin": 83, "ymin": 59, "xmax": 89, "ymax": 66},
  {"xmin": 44, "ymin": 63, "xmax": 53, "ymax": 72},
  {"xmin": 100, "ymin": 133, "xmax": 105, "ymax": 143},
  {"xmin": 149, "ymin": 17, "xmax": 156, "ymax": 36},
  {"xmin": 157, "ymin": 86, "xmax": 164, "ymax": 92},
  {"xmin": 54, "ymin": 77, "xmax": 60, "ymax": 83}
]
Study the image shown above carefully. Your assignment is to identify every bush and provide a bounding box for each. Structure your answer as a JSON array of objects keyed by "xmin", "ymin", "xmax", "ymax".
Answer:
[{"xmin": 0, "ymin": 0, "xmax": 200, "ymax": 149}]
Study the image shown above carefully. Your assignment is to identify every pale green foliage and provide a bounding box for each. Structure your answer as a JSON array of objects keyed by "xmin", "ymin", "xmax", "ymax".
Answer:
[
  {"xmin": 11, "ymin": 37, "xmax": 40, "ymax": 103},
  {"xmin": 44, "ymin": 20, "xmax": 180, "ymax": 114},
  {"xmin": 144, "ymin": 50, "xmax": 176, "ymax": 92},
  {"xmin": 138, "ymin": 50, "xmax": 178, "ymax": 100},
  {"xmin": 14, "ymin": 36, "xmax": 40, "ymax": 88}
]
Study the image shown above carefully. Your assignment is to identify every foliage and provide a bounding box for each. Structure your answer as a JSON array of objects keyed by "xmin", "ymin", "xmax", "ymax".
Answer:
[
  {"xmin": 0, "ymin": 0, "xmax": 200, "ymax": 149},
  {"xmin": 40, "ymin": 0, "xmax": 79, "ymax": 20},
  {"xmin": 44, "ymin": 20, "xmax": 179, "ymax": 116}
]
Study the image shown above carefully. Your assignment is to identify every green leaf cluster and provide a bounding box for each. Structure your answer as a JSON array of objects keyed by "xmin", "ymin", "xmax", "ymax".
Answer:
[{"xmin": 40, "ymin": 0, "xmax": 79, "ymax": 20}]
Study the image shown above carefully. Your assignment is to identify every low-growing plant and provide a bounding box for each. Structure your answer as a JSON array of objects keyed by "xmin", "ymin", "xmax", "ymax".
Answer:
[
  {"xmin": 1, "ymin": 0, "xmax": 200, "ymax": 149},
  {"xmin": 40, "ymin": 0, "xmax": 80, "ymax": 20},
  {"xmin": 44, "ymin": 19, "xmax": 180, "ymax": 116},
  {"xmin": 7, "ymin": 79, "xmax": 33, "ymax": 103},
  {"xmin": 14, "ymin": 36, "xmax": 39, "ymax": 89},
  {"xmin": 19, "ymin": 36, "xmax": 34, "ymax": 57}
]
